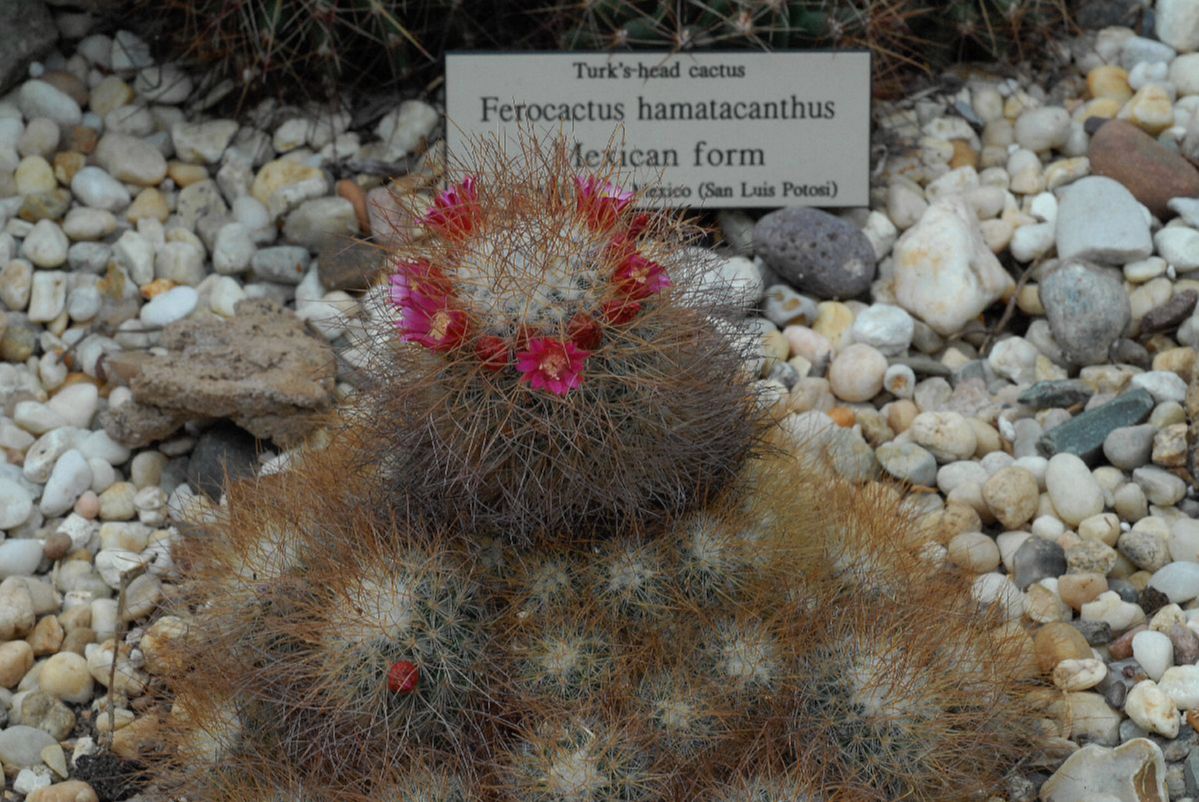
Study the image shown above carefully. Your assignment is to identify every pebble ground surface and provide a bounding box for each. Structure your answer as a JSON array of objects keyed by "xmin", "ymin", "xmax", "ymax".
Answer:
[{"xmin": 11, "ymin": 2, "xmax": 1199, "ymax": 801}]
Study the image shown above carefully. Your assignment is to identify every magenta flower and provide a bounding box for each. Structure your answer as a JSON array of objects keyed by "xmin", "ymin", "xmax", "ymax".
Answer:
[
  {"xmin": 575, "ymin": 175, "xmax": 633, "ymax": 229},
  {"xmin": 397, "ymin": 292, "xmax": 469, "ymax": 352},
  {"xmin": 389, "ymin": 260, "xmax": 451, "ymax": 308},
  {"xmin": 423, "ymin": 175, "xmax": 479, "ymax": 237},
  {"xmin": 613, "ymin": 253, "xmax": 671, "ymax": 300},
  {"xmin": 516, "ymin": 337, "xmax": 590, "ymax": 396}
]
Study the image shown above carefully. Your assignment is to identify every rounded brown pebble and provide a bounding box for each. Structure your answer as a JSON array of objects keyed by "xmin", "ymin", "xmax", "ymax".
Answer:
[
  {"xmin": 1109, "ymin": 624, "xmax": 1148, "ymax": 660},
  {"xmin": 336, "ymin": 178, "xmax": 370, "ymax": 234},
  {"xmin": 1090, "ymin": 119, "xmax": 1199, "ymax": 218},
  {"xmin": 42, "ymin": 532, "xmax": 71, "ymax": 561},
  {"xmin": 1034, "ymin": 621, "xmax": 1094, "ymax": 674},
  {"xmin": 38, "ymin": 70, "xmax": 89, "ymax": 106},
  {"xmin": 27, "ymin": 780, "xmax": 99, "ymax": 802},
  {"xmin": 1059, "ymin": 573, "xmax": 1109, "ymax": 610}
]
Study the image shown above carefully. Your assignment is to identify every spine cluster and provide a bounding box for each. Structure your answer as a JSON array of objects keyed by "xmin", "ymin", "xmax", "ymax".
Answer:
[{"xmin": 142, "ymin": 137, "xmax": 1039, "ymax": 802}]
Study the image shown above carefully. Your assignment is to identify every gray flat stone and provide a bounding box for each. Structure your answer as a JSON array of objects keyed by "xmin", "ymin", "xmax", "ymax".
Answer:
[
  {"xmin": 1019, "ymin": 379, "xmax": 1094, "ymax": 409},
  {"xmin": 1036, "ymin": 388, "xmax": 1155, "ymax": 462}
]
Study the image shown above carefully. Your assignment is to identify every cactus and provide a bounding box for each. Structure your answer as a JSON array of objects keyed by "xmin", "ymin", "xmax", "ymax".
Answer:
[
  {"xmin": 140, "ymin": 135, "xmax": 1039, "ymax": 801},
  {"xmin": 348, "ymin": 136, "xmax": 764, "ymax": 541}
]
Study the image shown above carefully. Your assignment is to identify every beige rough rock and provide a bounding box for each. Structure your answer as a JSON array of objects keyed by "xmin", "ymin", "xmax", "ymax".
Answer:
[{"xmin": 99, "ymin": 299, "xmax": 336, "ymax": 446}]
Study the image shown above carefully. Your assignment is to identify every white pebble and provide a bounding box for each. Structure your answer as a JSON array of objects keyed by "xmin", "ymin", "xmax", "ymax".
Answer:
[
  {"xmin": 39, "ymin": 449, "xmax": 93, "ymax": 517},
  {"xmin": 1132, "ymin": 630, "xmax": 1174, "ymax": 681},
  {"xmin": 1125, "ymin": 680, "xmax": 1180, "ymax": 737},
  {"xmin": 140, "ymin": 285, "xmax": 197, "ymax": 327}
]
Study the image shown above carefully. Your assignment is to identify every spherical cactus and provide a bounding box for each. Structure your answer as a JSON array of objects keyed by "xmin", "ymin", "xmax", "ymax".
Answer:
[
  {"xmin": 497, "ymin": 712, "xmax": 659, "ymax": 802},
  {"xmin": 349, "ymin": 136, "xmax": 764, "ymax": 541},
  {"xmin": 779, "ymin": 588, "xmax": 1037, "ymax": 802},
  {"xmin": 252, "ymin": 525, "xmax": 491, "ymax": 768}
]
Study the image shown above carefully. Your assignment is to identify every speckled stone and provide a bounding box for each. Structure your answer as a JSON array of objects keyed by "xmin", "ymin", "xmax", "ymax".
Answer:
[{"xmin": 752, "ymin": 207, "xmax": 877, "ymax": 300}]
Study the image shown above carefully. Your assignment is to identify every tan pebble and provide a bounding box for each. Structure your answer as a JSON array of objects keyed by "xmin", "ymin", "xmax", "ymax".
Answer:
[
  {"xmin": 27, "ymin": 780, "xmax": 99, "ymax": 802},
  {"xmin": 88, "ymin": 75, "xmax": 134, "ymax": 117},
  {"xmin": 72, "ymin": 491, "xmax": 99, "ymax": 520},
  {"xmin": 968, "ymin": 418, "xmax": 1002, "ymax": 457},
  {"xmin": 110, "ymin": 714, "xmax": 159, "ymax": 761},
  {"xmin": 166, "ymin": 160, "xmax": 208, "ymax": 188},
  {"xmin": 59, "ymin": 628, "xmax": 94, "ymax": 656},
  {"xmin": 58, "ymin": 606, "xmax": 90, "ymax": 632},
  {"xmin": 812, "ymin": 301, "xmax": 854, "ymax": 349},
  {"xmin": 949, "ymin": 139, "xmax": 978, "ymax": 169},
  {"xmin": 1119, "ymin": 84, "xmax": 1175, "ymax": 135},
  {"xmin": 1078, "ymin": 512, "xmax": 1120, "ymax": 546},
  {"xmin": 948, "ymin": 531, "xmax": 1001, "ymax": 573},
  {"xmin": 125, "ymin": 187, "xmax": 169, "ymax": 224},
  {"xmin": 40, "ymin": 651, "xmax": 93, "ymax": 703},
  {"xmin": 1026, "ymin": 583, "xmax": 1072, "ymax": 623},
  {"xmin": 1087, "ymin": 65, "xmax": 1133, "ymax": 102},
  {"xmin": 27, "ymin": 615, "xmax": 64, "ymax": 656},
  {"xmin": 140, "ymin": 615, "xmax": 187, "ymax": 676},
  {"xmin": 982, "ymin": 466, "xmax": 1039, "ymax": 529},
  {"xmin": 1058, "ymin": 573, "xmax": 1108, "ymax": 610},
  {"xmin": 62, "ymin": 126, "xmax": 97, "ymax": 155},
  {"xmin": 1153, "ymin": 423, "xmax": 1188, "ymax": 467},
  {"xmin": 1017, "ymin": 284, "xmax": 1044, "ymax": 315},
  {"xmin": 1129, "ymin": 570, "xmax": 1152, "ymax": 591},
  {"xmin": 140, "ymin": 278, "xmax": 176, "ymax": 300},
  {"xmin": 0, "ymin": 640, "xmax": 32, "ymax": 687},
  {"xmin": 39, "ymin": 70, "xmax": 88, "ymax": 105},
  {"xmin": 1153, "ymin": 347, "xmax": 1196, "ymax": 380},
  {"xmin": 40, "ymin": 744, "xmax": 67, "ymax": 779},
  {"xmin": 51, "ymin": 151, "xmax": 84, "ymax": 186},
  {"xmin": 884, "ymin": 399, "xmax": 918, "ymax": 434},
  {"xmin": 41, "ymin": 532, "xmax": 71, "ymax": 561},
  {"xmin": 1034, "ymin": 621, "xmax": 1093, "ymax": 673}
]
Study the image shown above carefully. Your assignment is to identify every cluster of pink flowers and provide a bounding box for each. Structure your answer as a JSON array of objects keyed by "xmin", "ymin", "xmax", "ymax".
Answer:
[{"xmin": 389, "ymin": 174, "xmax": 672, "ymax": 396}]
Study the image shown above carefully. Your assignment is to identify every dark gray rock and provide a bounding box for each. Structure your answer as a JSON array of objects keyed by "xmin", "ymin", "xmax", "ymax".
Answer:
[
  {"xmin": 317, "ymin": 237, "xmax": 386, "ymax": 292},
  {"xmin": 1018, "ymin": 379, "xmax": 1093, "ymax": 409},
  {"xmin": 1109, "ymin": 338, "xmax": 1152, "ymax": 368},
  {"xmin": 0, "ymin": 1, "xmax": 56, "ymax": 95},
  {"xmin": 1140, "ymin": 585, "xmax": 1171, "ymax": 617},
  {"xmin": 186, "ymin": 422, "xmax": 261, "ymax": 500},
  {"xmin": 752, "ymin": 207, "xmax": 876, "ymax": 299},
  {"xmin": 1071, "ymin": 619, "xmax": 1113, "ymax": 646},
  {"xmin": 1036, "ymin": 388, "xmax": 1155, "ymax": 462},
  {"xmin": 1011, "ymin": 536, "xmax": 1067, "ymax": 590},
  {"xmin": 1039, "ymin": 261, "xmax": 1130, "ymax": 365},
  {"xmin": 1109, "ymin": 578, "xmax": 1141, "ymax": 604}
]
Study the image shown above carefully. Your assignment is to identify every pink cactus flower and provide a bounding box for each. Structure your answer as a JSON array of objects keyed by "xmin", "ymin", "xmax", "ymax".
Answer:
[
  {"xmin": 389, "ymin": 260, "xmax": 451, "ymax": 309},
  {"xmin": 423, "ymin": 175, "xmax": 479, "ymax": 237},
  {"xmin": 575, "ymin": 175, "xmax": 634, "ymax": 230},
  {"xmin": 516, "ymin": 337, "xmax": 590, "ymax": 396},
  {"xmin": 397, "ymin": 292, "xmax": 469, "ymax": 352},
  {"xmin": 614, "ymin": 253, "xmax": 671, "ymax": 300}
]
